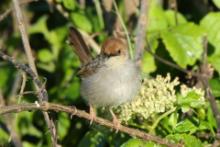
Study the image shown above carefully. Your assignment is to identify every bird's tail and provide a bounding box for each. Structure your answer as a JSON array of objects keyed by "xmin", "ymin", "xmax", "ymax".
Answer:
[{"xmin": 69, "ymin": 27, "xmax": 92, "ymax": 65}]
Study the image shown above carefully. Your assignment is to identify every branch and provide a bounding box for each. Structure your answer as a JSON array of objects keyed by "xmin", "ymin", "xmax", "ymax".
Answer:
[
  {"xmin": 80, "ymin": 30, "xmax": 101, "ymax": 53},
  {"xmin": 0, "ymin": 52, "xmax": 46, "ymax": 101},
  {"xmin": 0, "ymin": 51, "xmax": 57, "ymax": 146},
  {"xmin": 0, "ymin": 91, "xmax": 22, "ymax": 147},
  {"xmin": 0, "ymin": 0, "xmax": 38, "ymax": 22},
  {"xmin": 145, "ymin": 45, "xmax": 188, "ymax": 74},
  {"xmin": 113, "ymin": 0, "xmax": 133, "ymax": 59},
  {"xmin": 168, "ymin": 0, "xmax": 178, "ymax": 25},
  {"xmin": 0, "ymin": 9, "xmax": 11, "ymax": 22},
  {"xmin": 0, "ymin": 102, "xmax": 182, "ymax": 147},
  {"xmin": 198, "ymin": 36, "xmax": 220, "ymax": 139},
  {"xmin": 9, "ymin": 0, "xmax": 57, "ymax": 145},
  {"xmin": 135, "ymin": 0, "xmax": 149, "ymax": 64},
  {"xmin": 12, "ymin": 0, "xmax": 37, "ymax": 74}
]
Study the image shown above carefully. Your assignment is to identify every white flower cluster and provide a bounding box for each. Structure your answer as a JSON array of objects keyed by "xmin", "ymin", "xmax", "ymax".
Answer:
[{"xmin": 116, "ymin": 74, "xmax": 179, "ymax": 122}]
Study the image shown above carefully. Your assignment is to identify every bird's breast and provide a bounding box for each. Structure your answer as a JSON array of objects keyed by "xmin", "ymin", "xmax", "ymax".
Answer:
[{"xmin": 80, "ymin": 57, "xmax": 141, "ymax": 107}]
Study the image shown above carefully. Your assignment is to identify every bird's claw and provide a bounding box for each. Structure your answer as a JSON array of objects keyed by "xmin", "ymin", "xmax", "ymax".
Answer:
[{"xmin": 89, "ymin": 105, "xmax": 96, "ymax": 125}]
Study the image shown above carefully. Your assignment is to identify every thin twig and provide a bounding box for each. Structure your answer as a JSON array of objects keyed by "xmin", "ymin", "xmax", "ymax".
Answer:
[
  {"xmin": 79, "ymin": 0, "xmax": 85, "ymax": 9},
  {"xmin": 11, "ymin": 1, "xmax": 57, "ymax": 145},
  {"xmin": 169, "ymin": 0, "xmax": 178, "ymax": 25},
  {"xmin": 0, "ymin": 0, "xmax": 38, "ymax": 22},
  {"xmin": 145, "ymin": 42, "xmax": 209, "ymax": 80},
  {"xmin": 135, "ymin": 0, "xmax": 148, "ymax": 64},
  {"xmin": 12, "ymin": 0, "xmax": 37, "ymax": 74},
  {"xmin": 0, "ymin": 102, "xmax": 182, "ymax": 147},
  {"xmin": 0, "ymin": 51, "xmax": 57, "ymax": 146},
  {"xmin": 198, "ymin": 36, "xmax": 220, "ymax": 139},
  {"xmin": 0, "ymin": 92, "xmax": 22, "ymax": 147},
  {"xmin": 0, "ymin": 52, "xmax": 47, "ymax": 102},
  {"xmin": 201, "ymin": 36, "xmax": 208, "ymax": 65},
  {"xmin": 8, "ymin": 72, "xmax": 22, "ymax": 100},
  {"xmin": 102, "ymin": 0, "xmax": 113, "ymax": 12},
  {"xmin": 94, "ymin": 0, "xmax": 104, "ymax": 29},
  {"xmin": 3, "ymin": 118, "xmax": 23, "ymax": 147},
  {"xmin": 124, "ymin": 0, "xmax": 139, "ymax": 18},
  {"xmin": 145, "ymin": 45, "xmax": 188, "ymax": 74},
  {"xmin": 0, "ymin": 90, "xmax": 5, "ymax": 106},
  {"xmin": 80, "ymin": 30, "xmax": 101, "ymax": 53},
  {"xmin": 113, "ymin": 0, "xmax": 133, "ymax": 59},
  {"xmin": 0, "ymin": 9, "xmax": 11, "ymax": 22},
  {"xmin": 55, "ymin": 3, "xmax": 69, "ymax": 18},
  {"xmin": 18, "ymin": 73, "xmax": 27, "ymax": 103}
]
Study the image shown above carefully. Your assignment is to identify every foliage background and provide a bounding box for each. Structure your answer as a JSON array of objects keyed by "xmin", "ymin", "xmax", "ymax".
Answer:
[{"xmin": 0, "ymin": 0, "xmax": 220, "ymax": 146}]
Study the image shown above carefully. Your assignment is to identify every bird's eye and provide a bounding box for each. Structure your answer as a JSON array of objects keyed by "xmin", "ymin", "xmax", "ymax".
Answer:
[{"xmin": 117, "ymin": 49, "xmax": 121, "ymax": 54}]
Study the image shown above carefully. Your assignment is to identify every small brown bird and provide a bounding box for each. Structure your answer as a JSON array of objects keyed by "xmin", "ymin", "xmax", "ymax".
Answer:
[{"xmin": 69, "ymin": 27, "xmax": 141, "ymax": 128}]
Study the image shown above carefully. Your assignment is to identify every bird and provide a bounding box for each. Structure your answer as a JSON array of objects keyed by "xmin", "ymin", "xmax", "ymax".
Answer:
[{"xmin": 68, "ymin": 27, "xmax": 141, "ymax": 129}]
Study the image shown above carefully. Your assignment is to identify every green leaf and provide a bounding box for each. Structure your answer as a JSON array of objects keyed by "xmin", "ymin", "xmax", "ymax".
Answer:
[
  {"xmin": 16, "ymin": 112, "xmax": 42, "ymax": 138},
  {"xmin": 197, "ymin": 108, "xmax": 206, "ymax": 120},
  {"xmin": 207, "ymin": 105, "xmax": 217, "ymax": 129},
  {"xmin": 167, "ymin": 134, "xmax": 203, "ymax": 147},
  {"xmin": 49, "ymin": 27, "xmax": 68, "ymax": 55},
  {"xmin": 141, "ymin": 52, "xmax": 156, "ymax": 74},
  {"xmin": 37, "ymin": 49, "xmax": 54, "ymax": 63},
  {"xmin": 168, "ymin": 112, "xmax": 178, "ymax": 129},
  {"xmin": 57, "ymin": 112, "xmax": 71, "ymax": 140},
  {"xmin": 0, "ymin": 128, "xmax": 9, "ymax": 144},
  {"xmin": 165, "ymin": 10, "xmax": 187, "ymax": 26},
  {"xmin": 63, "ymin": 79, "xmax": 80, "ymax": 101},
  {"xmin": 200, "ymin": 13, "xmax": 220, "ymax": 73},
  {"xmin": 142, "ymin": 32, "xmax": 159, "ymax": 74},
  {"xmin": 147, "ymin": 32, "xmax": 160, "ymax": 50},
  {"xmin": 61, "ymin": 45, "xmax": 80, "ymax": 70},
  {"xmin": 209, "ymin": 78, "xmax": 220, "ymax": 97},
  {"xmin": 78, "ymin": 130, "xmax": 105, "ymax": 147},
  {"xmin": 70, "ymin": 12, "xmax": 92, "ymax": 33},
  {"xmin": 37, "ymin": 62, "xmax": 55, "ymax": 72},
  {"xmin": 161, "ymin": 23, "xmax": 205, "ymax": 68},
  {"xmin": 174, "ymin": 119, "xmax": 197, "ymax": 134},
  {"xmin": 29, "ymin": 17, "xmax": 67, "ymax": 60},
  {"xmin": 63, "ymin": 0, "xmax": 76, "ymax": 10},
  {"xmin": 23, "ymin": 142, "xmax": 39, "ymax": 147},
  {"xmin": 0, "ymin": 66, "xmax": 11, "ymax": 91},
  {"xmin": 28, "ymin": 16, "xmax": 48, "ymax": 35},
  {"xmin": 208, "ymin": 53, "xmax": 220, "ymax": 74},
  {"xmin": 201, "ymin": 13, "xmax": 220, "ymax": 45},
  {"xmin": 177, "ymin": 90, "xmax": 205, "ymax": 111},
  {"xmin": 148, "ymin": 0, "xmax": 168, "ymax": 32},
  {"xmin": 213, "ymin": 0, "xmax": 220, "ymax": 8},
  {"xmin": 198, "ymin": 121, "xmax": 215, "ymax": 135},
  {"xmin": 121, "ymin": 139, "xmax": 157, "ymax": 147}
]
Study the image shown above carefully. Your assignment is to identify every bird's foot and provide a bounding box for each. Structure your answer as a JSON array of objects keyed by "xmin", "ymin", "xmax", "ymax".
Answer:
[
  {"xmin": 110, "ymin": 109, "xmax": 121, "ymax": 133},
  {"xmin": 89, "ymin": 105, "xmax": 96, "ymax": 125}
]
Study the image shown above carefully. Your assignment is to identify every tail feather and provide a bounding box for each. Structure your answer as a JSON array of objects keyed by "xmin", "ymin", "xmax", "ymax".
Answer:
[{"xmin": 69, "ymin": 27, "xmax": 92, "ymax": 65}]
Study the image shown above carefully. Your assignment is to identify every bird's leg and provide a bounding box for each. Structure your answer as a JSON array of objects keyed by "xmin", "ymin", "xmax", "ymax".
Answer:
[
  {"xmin": 109, "ymin": 108, "xmax": 121, "ymax": 132},
  {"xmin": 89, "ymin": 104, "xmax": 96, "ymax": 125}
]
